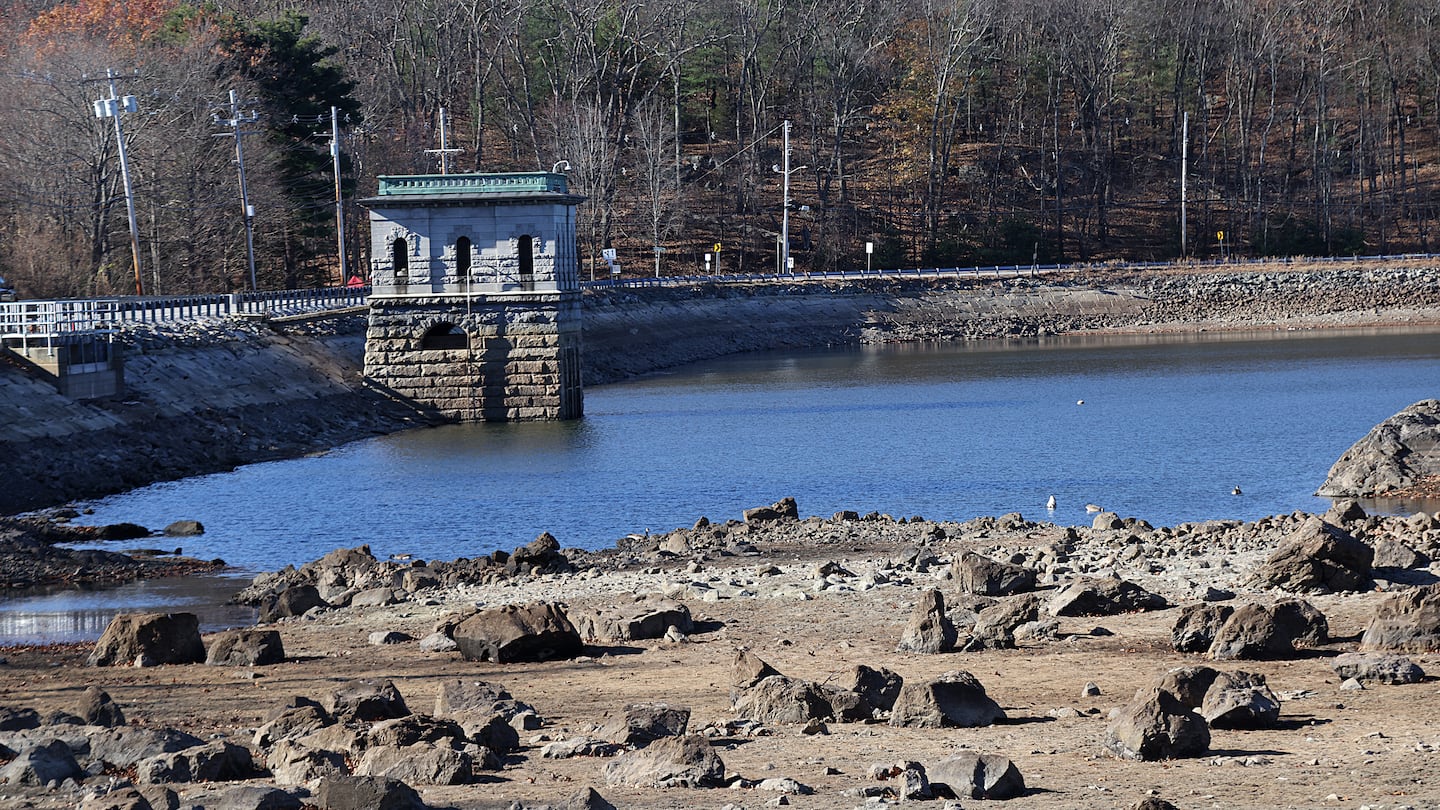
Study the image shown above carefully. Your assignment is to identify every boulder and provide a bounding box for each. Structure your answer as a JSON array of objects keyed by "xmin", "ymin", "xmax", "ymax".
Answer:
[
  {"xmin": 558, "ymin": 787, "xmax": 616, "ymax": 810},
  {"xmin": 1331, "ymin": 652, "xmax": 1425, "ymax": 684},
  {"xmin": 964, "ymin": 594, "xmax": 1043, "ymax": 650},
  {"xmin": 1253, "ymin": 518, "xmax": 1373, "ymax": 593},
  {"xmin": 0, "ymin": 739, "xmax": 83, "ymax": 786},
  {"xmin": 507, "ymin": 532, "xmax": 570, "ymax": 575},
  {"xmin": 896, "ymin": 588, "xmax": 956, "ymax": 654},
  {"xmin": 254, "ymin": 702, "xmax": 331, "ymax": 748},
  {"xmin": 1104, "ymin": 687, "xmax": 1210, "ymax": 761},
  {"xmin": 1200, "ymin": 671, "xmax": 1281, "ymax": 728},
  {"xmin": 205, "ymin": 785, "xmax": 303, "ymax": 810},
  {"xmin": 1359, "ymin": 583, "xmax": 1440, "ymax": 652},
  {"xmin": 602, "ymin": 735, "xmax": 726, "ymax": 788},
  {"xmin": 453, "ymin": 602, "xmax": 583, "ymax": 663},
  {"xmin": 1317, "ymin": 399, "xmax": 1440, "ymax": 497},
  {"xmin": 1172, "ymin": 603, "xmax": 1234, "ymax": 654},
  {"xmin": 599, "ymin": 703, "xmax": 690, "ymax": 747},
  {"xmin": 87, "ymin": 726, "xmax": 204, "ymax": 768},
  {"xmin": 888, "ymin": 670, "xmax": 1005, "ymax": 728},
  {"xmin": 1372, "ymin": 537, "xmax": 1429, "ymax": 570},
  {"xmin": 1049, "ymin": 577, "xmax": 1168, "ymax": 617},
  {"xmin": 927, "ymin": 751, "xmax": 1026, "ymax": 800},
  {"xmin": 733, "ymin": 675, "xmax": 866, "ymax": 724},
  {"xmin": 266, "ymin": 739, "xmax": 348, "ymax": 785},
  {"xmin": 365, "ymin": 715, "xmax": 466, "ymax": 749},
  {"xmin": 135, "ymin": 740, "xmax": 258, "ymax": 784},
  {"xmin": 355, "ymin": 742, "xmax": 472, "ymax": 785},
  {"xmin": 0, "ymin": 707, "xmax": 40, "ymax": 731},
  {"xmin": 1271, "ymin": 598, "xmax": 1330, "ymax": 645},
  {"xmin": 1153, "ymin": 666, "xmax": 1220, "ymax": 709},
  {"xmin": 71, "ymin": 686, "xmax": 126, "ymax": 727},
  {"xmin": 88, "ymin": 612, "xmax": 205, "ymax": 667},
  {"xmin": 571, "ymin": 595, "xmax": 694, "ymax": 643},
  {"xmin": 1209, "ymin": 600, "xmax": 1328, "ymax": 660},
  {"xmin": 743, "ymin": 497, "xmax": 799, "ymax": 523},
  {"xmin": 351, "ymin": 588, "xmax": 402, "ymax": 608},
  {"xmin": 1092, "ymin": 511, "xmax": 1124, "ymax": 531},
  {"xmin": 433, "ymin": 679, "xmax": 534, "ymax": 722},
  {"xmin": 324, "ymin": 679, "xmax": 411, "ymax": 722},
  {"xmin": 732, "ymin": 651, "xmax": 782, "ymax": 690},
  {"xmin": 206, "ymin": 630, "xmax": 285, "ymax": 667},
  {"xmin": 313, "ymin": 774, "xmax": 427, "ymax": 810},
  {"xmin": 259, "ymin": 584, "xmax": 328, "ymax": 623},
  {"xmin": 162, "ymin": 520, "xmax": 205, "ymax": 537},
  {"xmin": 848, "ymin": 665, "xmax": 904, "ymax": 713},
  {"xmin": 952, "ymin": 552, "xmax": 1036, "ymax": 596}
]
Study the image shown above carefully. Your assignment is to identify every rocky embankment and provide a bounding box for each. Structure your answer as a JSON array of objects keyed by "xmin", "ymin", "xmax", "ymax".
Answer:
[
  {"xmin": 0, "ymin": 317, "xmax": 442, "ymax": 514},
  {"xmin": 2, "ymin": 497, "xmax": 1440, "ymax": 808},
  {"xmin": 3, "ymin": 264, "xmax": 1440, "ymax": 513},
  {"xmin": 581, "ymin": 263, "xmax": 1440, "ymax": 383}
]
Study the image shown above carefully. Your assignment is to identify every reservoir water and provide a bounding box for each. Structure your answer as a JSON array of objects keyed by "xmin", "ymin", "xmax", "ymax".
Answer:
[{"xmin": 4, "ymin": 327, "xmax": 1439, "ymax": 643}]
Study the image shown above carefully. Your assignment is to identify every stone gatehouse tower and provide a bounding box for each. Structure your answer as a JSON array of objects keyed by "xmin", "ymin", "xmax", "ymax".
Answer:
[{"xmin": 361, "ymin": 172, "xmax": 584, "ymax": 421}]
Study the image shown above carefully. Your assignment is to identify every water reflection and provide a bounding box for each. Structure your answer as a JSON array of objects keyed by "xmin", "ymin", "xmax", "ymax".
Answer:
[{"xmin": 0, "ymin": 574, "xmax": 255, "ymax": 645}]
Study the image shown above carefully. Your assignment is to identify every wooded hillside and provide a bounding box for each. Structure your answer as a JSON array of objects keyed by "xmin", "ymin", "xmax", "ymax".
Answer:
[{"xmin": 3, "ymin": 0, "xmax": 1439, "ymax": 295}]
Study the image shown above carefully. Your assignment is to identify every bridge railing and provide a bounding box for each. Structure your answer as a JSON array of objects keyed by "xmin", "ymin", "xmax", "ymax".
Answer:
[
  {"xmin": 110, "ymin": 286, "xmax": 371, "ymax": 323},
  {"xmin": 0, "ymin": 299, "xmax": 122, "ymax": 349}
]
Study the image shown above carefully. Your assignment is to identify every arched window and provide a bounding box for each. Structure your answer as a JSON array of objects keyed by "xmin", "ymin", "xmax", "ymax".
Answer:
[
  {"xmin": 455, "ymin": 236, "xmax": 471, "ymax": 277},
  {"xmin": 420, "ymin": 322, "xmax": 468, "ymax": 350},
  {"xmin": 518, "ymin": 234, "xmax": 534, "ymax": 290},
  {"xmin": 392, "ymin": 237, "xmax": 409, "ymax": 280}
]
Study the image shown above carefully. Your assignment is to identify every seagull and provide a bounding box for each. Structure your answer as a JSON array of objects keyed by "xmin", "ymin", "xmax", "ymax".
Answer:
[
  {"xmin": 1085, "ymin": 503, "xmax": 1102, "ymax": 513},
  {"xmin": 1046, "ymin": 495, "xmax": 1057, "ymax": 510}
]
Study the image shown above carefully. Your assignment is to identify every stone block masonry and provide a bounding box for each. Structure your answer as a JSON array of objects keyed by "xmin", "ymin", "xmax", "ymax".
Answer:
[{"xmin": 364, "ymin": 293, "xmax": 582, "ymax": 422}]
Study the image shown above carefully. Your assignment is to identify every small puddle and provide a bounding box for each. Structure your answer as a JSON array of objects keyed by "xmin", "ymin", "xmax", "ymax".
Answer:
[{"xmin": 0, "ymin": 574, "xmax": 256, "ymax": 646}]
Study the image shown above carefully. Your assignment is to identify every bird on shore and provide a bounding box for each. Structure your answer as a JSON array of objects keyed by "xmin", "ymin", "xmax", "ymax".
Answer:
[{"xmin": 1046, "ymin": 495, "xmax": 1057, "ymax": 510}]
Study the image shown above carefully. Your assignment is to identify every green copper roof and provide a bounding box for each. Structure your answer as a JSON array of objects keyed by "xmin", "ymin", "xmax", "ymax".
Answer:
[{"xmin": 375, "ymin": 172, "xmax": 569, "ymax": 197}]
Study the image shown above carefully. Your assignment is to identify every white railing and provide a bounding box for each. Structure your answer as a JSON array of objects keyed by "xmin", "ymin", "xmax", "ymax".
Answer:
[
  {"xmin": 0, "ymin": 299, "xmax": 121, "ymax": 345},
  {"xmin": 0, "ymin": 287, "xmax": 371, "ymax": 337}
]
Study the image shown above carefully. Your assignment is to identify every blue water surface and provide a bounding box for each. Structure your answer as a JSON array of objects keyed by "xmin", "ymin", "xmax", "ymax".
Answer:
[{"xmin": 60, "ymin": 327, "xmax": 1439, "ymax": 576}]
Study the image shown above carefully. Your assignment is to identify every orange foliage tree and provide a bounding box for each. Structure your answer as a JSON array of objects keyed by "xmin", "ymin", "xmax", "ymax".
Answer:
[{"xmin": 23, "ymin": 0, "xmax": 179, "ymax": 53}]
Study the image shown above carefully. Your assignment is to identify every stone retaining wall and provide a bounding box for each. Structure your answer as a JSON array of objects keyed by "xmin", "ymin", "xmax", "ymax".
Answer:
[{"xmin": 365, "ymin": 295, "xmax": 582, "ymax": 421}]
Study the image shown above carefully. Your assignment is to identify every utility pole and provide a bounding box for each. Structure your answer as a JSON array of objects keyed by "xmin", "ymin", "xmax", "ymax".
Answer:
[
  {"xmin": 91, "ymin": 69, "xmax": 144, "ymax": 296},
  {"xmin": 321, "ymin": 107, "xmax": 348, "ymax": 287},
  {"xmin": 215, "ymin": 90, "xmax": 260, "ymax": 290},
  {"xmin": 1180, "ymin": 111, "xmax": 1188, "ymax": 258},
  {"xmin": 771, "ymin": 120, "xmax": 805, "ymax": 275},
  {"xmin": 424, "ymin": 107, "xmax": 462, "ymax": 174}
]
